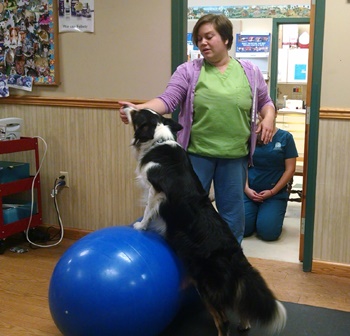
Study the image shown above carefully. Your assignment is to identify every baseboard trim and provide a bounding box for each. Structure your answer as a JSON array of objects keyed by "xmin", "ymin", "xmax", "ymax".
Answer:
[
  {"xmin": 41, "ymin": 225, "xmax": 350, "ymax": 279},
  {"xmin": 40, "ymin": 225, "xmax": 92, "ymax": 241},
  {"xmin": 312, "ymin": 260, "xmax": 350, "ymax": 279}
]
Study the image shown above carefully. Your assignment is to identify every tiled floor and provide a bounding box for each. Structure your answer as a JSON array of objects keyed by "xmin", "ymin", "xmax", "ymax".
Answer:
[
  {"xmin": 242, "ymin": 201, "xmax": 302, "ymax": 263},
  {"xmin": 242, "ymin": 175, "xmax": 303, "ymax": 263}
]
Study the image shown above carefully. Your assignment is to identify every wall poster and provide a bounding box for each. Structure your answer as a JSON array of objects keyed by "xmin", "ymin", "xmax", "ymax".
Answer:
[
  {"xmin": 0, "ymin": 0, "xmax": 59, "ymax": 87},
  {"xmin": 235, "ymin": 34, "xmax": 271, "ymax": 58},
  {"xmin": 58, "ymin": 0, "xmax": 94, "ymax": 33}
]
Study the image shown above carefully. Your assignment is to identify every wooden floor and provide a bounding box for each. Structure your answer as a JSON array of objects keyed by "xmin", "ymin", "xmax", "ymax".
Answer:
[{"xmin": 0, "ymin": 236, "xmax": 349, "ymax": 336}]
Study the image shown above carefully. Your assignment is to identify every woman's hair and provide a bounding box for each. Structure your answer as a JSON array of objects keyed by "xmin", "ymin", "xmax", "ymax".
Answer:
[{"xmin": 192, "ymin": 14, "xmax": 233, "ymax": 50}]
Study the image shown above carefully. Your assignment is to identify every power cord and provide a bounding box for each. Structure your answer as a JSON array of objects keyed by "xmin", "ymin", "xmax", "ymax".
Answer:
[
  {"xmin": 25, "ymin": 136, "xmax": 65, "ymax": 248},
  {"xmin": 48, "ymin": 176, "xmax": 66, "ymax": 242}
]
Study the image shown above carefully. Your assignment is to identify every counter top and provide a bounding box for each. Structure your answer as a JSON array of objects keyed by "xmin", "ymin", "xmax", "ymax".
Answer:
[{"xmin": 278, "ymin": 108, "xmax": 306, "ymax": 114}]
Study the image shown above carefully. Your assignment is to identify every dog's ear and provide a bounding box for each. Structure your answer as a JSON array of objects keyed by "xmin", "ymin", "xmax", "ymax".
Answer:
[{"xmin": 163, "ymin": 117, "xmax": 183, "ymax": 134}]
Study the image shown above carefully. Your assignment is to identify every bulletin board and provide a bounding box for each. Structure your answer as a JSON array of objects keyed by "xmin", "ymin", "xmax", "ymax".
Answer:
[
  {"xmin": 0, "ymin": 0, "xmax": 59, "ymax": 86},
  {"xmin": 0, "ymin": 1, "xmax": 172, "ymax": 100}
]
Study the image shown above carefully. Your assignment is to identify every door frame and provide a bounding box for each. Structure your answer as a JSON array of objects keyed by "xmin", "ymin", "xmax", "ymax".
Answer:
[
  {"xmin": 269, "ymin": 18, "xmax": 310, "ymax": 103},
  {"xmin": 269, "ymin": 17, "xmax": 310, "ymax": 264},
  {"xmin": 302, "ymin": 0, "xmax": 326, "ymax": 272},
  {"xmin": 171, "ymin": 0, "xmax": 326, "ymax": 272}
]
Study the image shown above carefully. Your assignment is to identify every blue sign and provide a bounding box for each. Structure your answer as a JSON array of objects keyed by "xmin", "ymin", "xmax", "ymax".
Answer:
[
  {"xmin": 236, "ymin": 34, "xmax": 271, "ymax": 53},
  {"xmin": 294, "ymin": 64, "xmax": 307, "ymax": 80}
]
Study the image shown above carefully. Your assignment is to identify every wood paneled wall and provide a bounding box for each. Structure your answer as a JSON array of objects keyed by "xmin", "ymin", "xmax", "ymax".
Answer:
[
  {"xmin": 1, "ymin": 103, "xmax": 143, "ymax": 231},
  {"xmin": 1, "ymin": 99, "xmax": 350, "ymax": 266},
  {"xmin": 313, "ymin": 112, "xmax": 350, "ymax": 264}
]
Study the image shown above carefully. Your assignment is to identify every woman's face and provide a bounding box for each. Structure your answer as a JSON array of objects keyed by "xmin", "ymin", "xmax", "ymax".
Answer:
[{"xmin": 196, "ymin": 23, "xmax": 228, "ymax": 63}]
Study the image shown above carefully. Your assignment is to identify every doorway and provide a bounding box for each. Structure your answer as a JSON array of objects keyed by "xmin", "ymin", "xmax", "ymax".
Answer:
[
  {"xmin": 270, "ymin": 18, "xmax": 310, "ymax": 262},
  {"xmin": 171, "ymin": 0, "xmax": 325, "ymax": 271}
]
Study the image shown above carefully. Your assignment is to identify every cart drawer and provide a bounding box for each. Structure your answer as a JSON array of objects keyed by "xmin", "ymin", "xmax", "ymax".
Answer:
[
  {"xmin": 0, "ymin": 161, "xmax": 30, "ymax": 183},
  {"xmin": 2, "ymin": 202, "xmax": 36, "ymax": 225}
]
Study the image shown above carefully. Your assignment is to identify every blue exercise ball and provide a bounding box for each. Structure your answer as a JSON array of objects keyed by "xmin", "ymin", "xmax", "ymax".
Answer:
[{"xmin": 49, "ymin": 226, "xmax": 184, "ymax": 336}]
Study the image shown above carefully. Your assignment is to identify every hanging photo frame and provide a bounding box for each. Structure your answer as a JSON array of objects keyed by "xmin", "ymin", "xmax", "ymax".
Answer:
[{"xmin": 0, "ymin": 0, "xmax": 60, "ymax": 86}]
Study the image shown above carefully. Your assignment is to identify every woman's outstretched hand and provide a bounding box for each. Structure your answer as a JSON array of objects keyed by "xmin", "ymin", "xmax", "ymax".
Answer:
[{"xmin": 118, "ymin": 101, "xmax": 137, "ymax": 124}]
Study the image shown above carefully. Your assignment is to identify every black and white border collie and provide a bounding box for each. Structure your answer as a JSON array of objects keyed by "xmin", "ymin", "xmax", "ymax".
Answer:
[{"xmin": 124, "ymin": 106, "xmax": 287, "ymax": 336}]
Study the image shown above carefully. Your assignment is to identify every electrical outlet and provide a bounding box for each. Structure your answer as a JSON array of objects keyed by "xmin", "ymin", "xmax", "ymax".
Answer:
[{"xmin": 59, "ymin": 171, "xmax": 70, "ymax": 188}]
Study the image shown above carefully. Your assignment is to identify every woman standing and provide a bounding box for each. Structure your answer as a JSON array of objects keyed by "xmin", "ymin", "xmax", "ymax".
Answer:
[{"xmin": 119, "ymin": 14, "xmax": 275, "ymax": 243}]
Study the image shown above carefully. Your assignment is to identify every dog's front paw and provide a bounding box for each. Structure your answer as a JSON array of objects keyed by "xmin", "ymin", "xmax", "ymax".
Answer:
[{"xmin": 133, "ymin": 221, "xmax": 147, "ymax": 230}]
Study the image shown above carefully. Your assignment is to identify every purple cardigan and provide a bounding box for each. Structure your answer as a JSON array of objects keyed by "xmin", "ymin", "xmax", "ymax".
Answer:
[{"xmin": 157, "ymin": 58, "xmax": 274, "ymax": 161}]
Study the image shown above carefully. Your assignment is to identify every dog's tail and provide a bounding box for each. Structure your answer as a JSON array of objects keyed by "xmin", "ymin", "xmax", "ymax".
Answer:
[{"xmin": 235, "ymin": 266, "xmax": 287, "ymax": 334}]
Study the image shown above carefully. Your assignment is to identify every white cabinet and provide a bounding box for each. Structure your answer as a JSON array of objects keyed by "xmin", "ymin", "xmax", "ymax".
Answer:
[
  {"xmin": 276, "ymin": 109, "xmax": 306, "ymax": 170},
  {"xmin": 278, "ymin": 48, "xmax": 309, "ymax": 84},
  {"xmin": 278, "ymin": 49, "xmax": 288, "ymax": 83},
  {"xmin": 287, "ymin": 49, "xmax": 308, "ymax": 83}
]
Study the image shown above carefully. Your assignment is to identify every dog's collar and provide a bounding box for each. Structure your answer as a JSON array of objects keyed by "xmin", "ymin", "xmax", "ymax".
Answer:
[
  {"xmin": 151, "ymin": 137, "xmax": 176, "ymax": 148},
  {"xmin": 156, "ymin": 138, "xmax": 166, "ymax": 144}
]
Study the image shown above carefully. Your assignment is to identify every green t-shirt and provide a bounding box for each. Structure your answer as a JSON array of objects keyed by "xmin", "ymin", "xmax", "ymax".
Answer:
[{"xmin": 188, "ymin": 58, "xmax": 252, "ymax": 159}]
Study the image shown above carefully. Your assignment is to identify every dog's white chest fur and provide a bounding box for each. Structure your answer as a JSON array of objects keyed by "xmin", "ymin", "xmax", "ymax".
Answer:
[{"xmin": 134, "ymin": 161, "xmax": 167, "ymax": 232}]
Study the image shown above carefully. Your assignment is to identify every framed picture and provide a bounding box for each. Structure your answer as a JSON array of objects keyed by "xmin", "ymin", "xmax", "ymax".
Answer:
[{"xmin": 0, "ymin": 0, "xmax": 59, "ymax": 86}]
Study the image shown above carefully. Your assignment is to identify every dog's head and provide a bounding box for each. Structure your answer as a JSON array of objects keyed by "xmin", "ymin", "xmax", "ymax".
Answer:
[{"xmin": 123, "ymin": 106, "xmax": 183, "ymax": 147}]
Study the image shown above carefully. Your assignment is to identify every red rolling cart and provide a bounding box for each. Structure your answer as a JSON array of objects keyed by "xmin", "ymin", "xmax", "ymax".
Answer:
[{"xmin": 0, "ymin": 137, "xmax": 42, "ymax": 252}]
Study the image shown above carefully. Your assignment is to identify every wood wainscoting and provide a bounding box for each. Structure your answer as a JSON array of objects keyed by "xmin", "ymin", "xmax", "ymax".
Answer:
[
  {"xmin": 313, "ymin": 107, "xmax": 350, "ymax": 278},
  {"xmin": 2, "ymin": 97, "xmax": 350, "ymax": 279},
  {"xmin": 42, "ymin": 224, "xmax": 350, "ymax": 280}
]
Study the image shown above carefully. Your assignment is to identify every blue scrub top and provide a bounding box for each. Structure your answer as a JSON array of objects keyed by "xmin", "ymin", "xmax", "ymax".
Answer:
[{"xmin": 248, "ymin": 129, "xmax": 298, "ymax": 194}]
